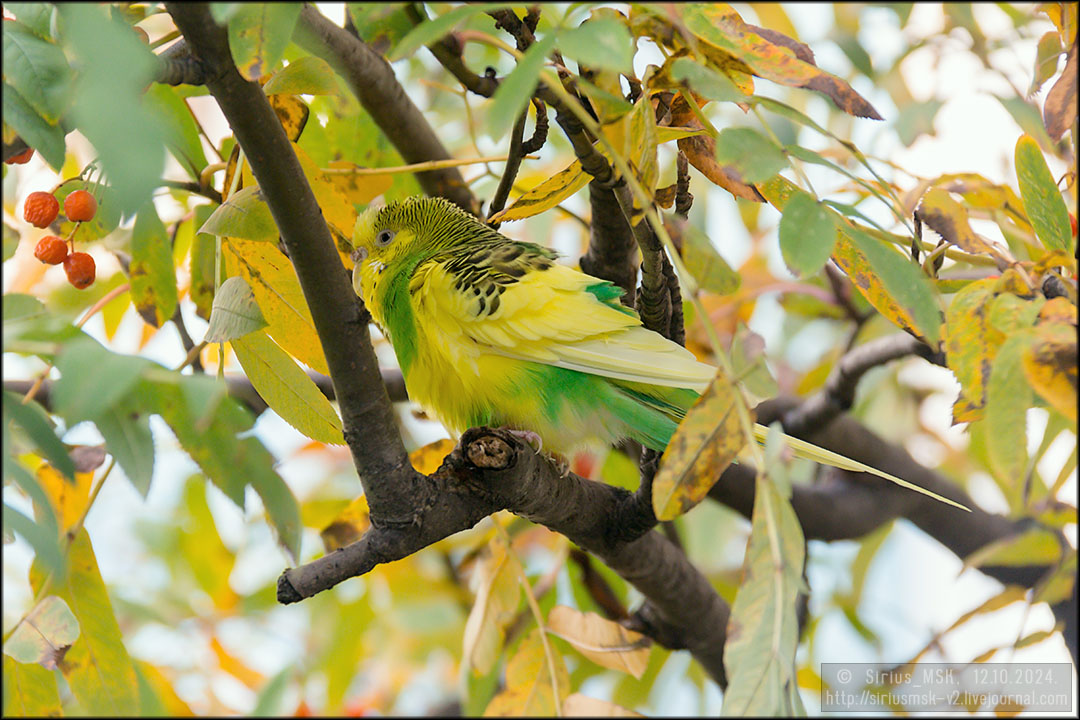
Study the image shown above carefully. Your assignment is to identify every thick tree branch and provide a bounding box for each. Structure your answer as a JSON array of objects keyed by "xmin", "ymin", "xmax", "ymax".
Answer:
[
  {"xmin": 278, "ymin": 428, "xmax": 731, "ymax": 687},
  {"xmin": 165, "ymin": 2, "xmax": 425, "ymax": 526},
  {"xmin": 293, "ymin": 4, "xmax": 479, "ymax": 214}
]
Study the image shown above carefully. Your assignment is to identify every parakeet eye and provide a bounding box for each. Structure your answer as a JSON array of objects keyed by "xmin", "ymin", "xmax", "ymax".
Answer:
[{"xmin": 375, "ymin": 229, "xmax": 395, "ymax": 247}]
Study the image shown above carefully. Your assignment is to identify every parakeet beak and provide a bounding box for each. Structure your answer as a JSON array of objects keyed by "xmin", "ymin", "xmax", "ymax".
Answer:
[{"xmin": 351, "ymin": 247, "xmax": 368, "ymax": 263}]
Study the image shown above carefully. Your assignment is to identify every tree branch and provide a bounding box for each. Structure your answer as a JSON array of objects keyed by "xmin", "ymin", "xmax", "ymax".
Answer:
[
  {"xmin": 278, "ymin": 427, "xmax": 731, "ymax": 687},
  {"xmin": 292, "ymin": 4, "xmax": 479, "ymax": 214},
  {"xmin": 165, "ymin": 2, "xmax": 425, "ymax": 526}
]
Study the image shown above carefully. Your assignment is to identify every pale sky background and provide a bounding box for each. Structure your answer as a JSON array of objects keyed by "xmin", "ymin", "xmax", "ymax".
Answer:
[{"xmin": 2, "ymin": 3, "xmax": 1076, "ymax": 716}]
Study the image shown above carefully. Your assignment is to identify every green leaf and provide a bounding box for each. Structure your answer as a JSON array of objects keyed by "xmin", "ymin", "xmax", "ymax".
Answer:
[
  {"xmin": 721, "ymin": 456, "xmax": 804, "ymax": 715},
  {"xmin": 1, "ymin": 81, "xmax": 65, "ymax": 170},
  {"xmin": 252, "ymin": 667, "xmax": 293, "ymax": 716},
  {"xmin": 778, "ymin": 189, "xmax": 837, "ymax": 276},
  {"xmin": 4, "ymin": 4, "xmax": 55, "ymax": 40},
  {"xmin": 52, "ymin": 335, "xmax": 152, "ymax": 424},
  {"xmin": 59, "ymin": 3, "xmax": 164, "ymax": 217},
  {"xmin": 985, "ymin": 334, "xmax": 1033, "ymax": 489},
  {"xmin": 3, "ymin": 390, "xmax": 76, "ymax": 481},
  {"xmin": 2, "ymin": 23, "xmax": 72, "ymax": 124},
  {"xmin": 205, "ymin": 276, "xmax": 269, "ymax": 343},
  {"xmin": 199, "ymin": 185, "xmax": 279, "ymax": 242},
  {"xmin": 263, "ymin": 56, "xmax": 340, "ymax": 96},
  {"xmin": 93, "ymin": 398, "xmax": 155, "ymax": 497},
  {"xmin": 714, "ymin": 127, "xmax": 788, "ymax": 184},
  {"xmin": 488, "ymin": 35, "xmax": 557, "ymax": 142},
  {"xmin": 1015, "ymin": 134, "xmax": 1073, "ymax": 253},
  {"xmin": 3, "ymin": 503, "xmax": 64, "ymax": 577},
  {"xmin": 679, "ymin": 219, "xmax": 741, "ymax": 295},
  {"xmin": 670, "ymin": 56, "xmax": 745, "ymax": 103},
  {"xmin": 348, "ymin": 3, "xmax": 415, "ymax": 52},
  {"xmin": 130, "ymin": 203, "xmax": 179, "ymax": 328},
  {"xmin": 996, "ymin": 95, "xmax": 1055, "ymax": 152},
  {"xmin": 248, "ymin": 459, "xmax": 302, "ymax": 565},
  {"xmin": 190, "ymin": 204, "xmax": 219, "ymax": 321},
  {"xmin": 30, "ymin": 529, "xmax": 139, "ymax": 715},
  {"xmin": 231, "ymin": 330, "xmax": 344, "ymax": 445},
  {"xmin": 388, "ymin": 3, "xmax": 507, "ymax": 62},
  {"xmin": 143, "ymin": 84, "xmax": 209, "ymax": 179},
  {"xmin": 227, "ymin": 3, "xmax": 302, "ymax": 81},
  {"xmin": 52, "ymin": 179, "xmax": 123, "ymax": 243},
  {"xmin": 2, "ymin": 655, "xmax": 62, "ymax": 717},
  {"xmin": 559, "ymin": 17, "xmax": 634, "ymax": 74},
  {"xmin": 3, "ymin": 223, "xmax": 19, "ymax": 263},
  {"xmin": 841, "ymin": 223, "xmax": 943, "ymax": 347},
  {"xmin": 3, "ymin": 595, "xmax": 80, "ymax": 667},
  {"xmin": 893, "ymin": 99, "xmax": 943, "ymax": 146}
]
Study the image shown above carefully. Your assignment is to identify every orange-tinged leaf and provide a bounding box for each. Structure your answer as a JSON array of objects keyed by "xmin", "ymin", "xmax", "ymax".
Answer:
[
  {"xmin": 483, "ymin": 629, "xmax": 568, "ymax": 716},
  {"xmin": 211, "ymin": 636, "xmax": 265, "ymax": 689},
  {"xmin": 546, "ymin": 605, "xmax": 650, "ymax": 678},
  {"xmin": 1023, "ymin": 322, "xmax": 1078, "ymax": 422},
  {"xmin": 410, "ymin": 438, "xmax": 455, "ymax": 474},
  {"xmin": 679, "ymin": 4, "xmax": 881, "ymax": 119},
  {"xmin": 563, "ymin": 693, "xmax": 643, "ymax": 717},
  {"xmin": 321, "ymin": 494, "xmax": 369, "ymax": 552},
  {"xmin": 268, "ymin": 93, "xmax": 309, "ymax": 142},
  {"xmin": 917, "ymin": 188, "xmax": 995, "ymax": 255},
  {"xmin": 35, "ymin": 462, "xmax": 93, "ymax": 536},
  {"xmin": 463, "ymin": 534, "xmax": 521, "ymax": 676},
  {"xmin": 653, "ymin": 367, "xmax": 747, "ymax": 521},
  {"xmin": 933, "ymin": 173, "xmax": 1029, "ymax": 227},
  {"xmin": 29, "ymin": 529, "xmax": 139, "ymax": 716},
  {"xmin": 223, "ymin": 238, "xmax": 330, "ymax": 375},
  {"xmin": 2, "ymin": 655, "xmax": 61, "ymax": 717},
  {"xmin": 669, "ymin": 95, "xmax": 765, "ymax": 202}
]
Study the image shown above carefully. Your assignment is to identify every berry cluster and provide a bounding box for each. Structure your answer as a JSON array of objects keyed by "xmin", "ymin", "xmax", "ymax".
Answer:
[{"xmin": 22, "ymin": 185, "xmax": 99, "ymax": 290}]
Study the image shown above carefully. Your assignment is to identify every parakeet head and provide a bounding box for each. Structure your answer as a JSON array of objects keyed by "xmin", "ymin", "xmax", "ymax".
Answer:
[{"xmin": 351, "ymin": 196, "xmax": 498, "ymax": 301}]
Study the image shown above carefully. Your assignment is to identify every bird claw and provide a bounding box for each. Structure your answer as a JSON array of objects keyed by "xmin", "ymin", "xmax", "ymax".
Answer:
[{"xmin": 506, "ymin": 428, "xmax": 543, "ymax": 453}]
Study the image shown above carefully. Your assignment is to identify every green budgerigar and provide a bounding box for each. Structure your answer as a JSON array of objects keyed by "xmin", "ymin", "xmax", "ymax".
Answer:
[{"xmin": 351, "ymin": 195, "xmax": 716, "ymax": 455}]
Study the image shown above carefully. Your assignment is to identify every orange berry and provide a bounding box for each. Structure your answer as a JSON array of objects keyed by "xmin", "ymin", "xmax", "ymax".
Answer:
[
  {"xmin": 133, "ymin": 26, "xmax": 149, "ymax": 44},
  {"xmin": 5, "ymin": 147, "xmax": 33, "ymax": 165},
  {"xmin": 34, "ymin": 236, "xmax": 69, "ymax": 265},
  {"xmin": 64, "ymin": 190, "xmax": 97, "ymax": 222},
  {"xmin": 1070, "ymin": 213, "xmax": 1077, "ymax": 237},
  {"xmin": 23, "ymin": 191, "xmax": 59, "ymax": 228},
  {"xmin": 63, "ymin": 252, "xmax": 96, "ymax": 289}
]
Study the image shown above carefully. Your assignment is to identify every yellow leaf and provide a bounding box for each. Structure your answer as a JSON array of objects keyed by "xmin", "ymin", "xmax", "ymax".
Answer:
[
  {"xmin": 943, "ymin": 278, "xmax": 1001, "ymax": 422},
  {"xmin": 489, "ymin": 161, "xmax": 591, "ymax": 223},
  {"xmin": 917, "ymin": 188, "xmax": 996, "ymax": 255},
  {"xmin": 653, "ymin": 367, "xmax": 746, "ymax": 521},
  {"xmin": 35, "ymin": 462, "xmax": 93, "ymax": 536},
  {"xmin": 463, "ymin": 534, "xmax": 521, "ymax": 676},
  {"xmin": 1023, "ymin": 322, "xmax": 1078, "ymax": 422},
  {"xmin": 29, "ymin": 529, "xmax": 139, "ymax": 716},
  {"xmin": 965, "ymin": 528, "xmax": 1063, "ymax": 570},
  {"xmin": 133, "ymin": 661, "xmax": 196, "ymax": 716},
  {"xmin": 223, "ymin": 238, "xmax": 330, "ymax": 375},
  {"xmin": 321, "ymin": 494, "xmax": 369, "ymax": 552},
  {"xmin": 324, "ymin": 161, "xmax": 393, "ymax": 206},
  {"xmin": 410, "ymin": 438, "xmax": 456, "ymax": 474},
  {"xmin": 231, "ymin": 330, "xmax": 344, "ymax": 444},
  {"xmin": 546, "ymin": 605, "xmax": 650, "ymax": 678},
  {"xmin": 267, "ymin": 93, "xmax": 309, "ymax": 142},
  {"xmin": 483, "ymin": 629, "xmax": 568, "ymax": 716},
  {"xmin": 2, "ymin": 655, "xmax": 62, "ymax": 717}
]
